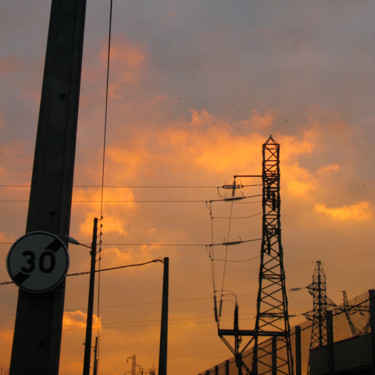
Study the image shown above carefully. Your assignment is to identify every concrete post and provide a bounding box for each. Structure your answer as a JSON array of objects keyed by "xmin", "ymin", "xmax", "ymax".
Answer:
[
  {"xmin": 295, "ymin": 326, "xmax": 302, "ymax": 375},
  {"xmin": 9, "ymin": 1, "xmax": 86, "ymax": 374},
  {"xmin": 158, "ymin": 258, "xmax": 169, "ymax": 375}
]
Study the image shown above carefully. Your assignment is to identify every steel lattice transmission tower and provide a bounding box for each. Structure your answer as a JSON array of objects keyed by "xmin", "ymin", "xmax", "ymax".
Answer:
[
  {"xmin": 252, "ymin": 135, "xmax": 293, "ymax": 375},
  {"xmin": 305, "ymin": 261, "xmax": 331, "ymax": 349},
  {"xmin": 304, "ymin": 261, "xmax": 336, "ymax": 374}
]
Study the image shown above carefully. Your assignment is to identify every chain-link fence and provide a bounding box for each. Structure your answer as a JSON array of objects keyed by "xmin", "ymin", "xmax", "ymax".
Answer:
[{"xmin": 198, "ymin": 290, "xmax": 373, "ymax": 375}]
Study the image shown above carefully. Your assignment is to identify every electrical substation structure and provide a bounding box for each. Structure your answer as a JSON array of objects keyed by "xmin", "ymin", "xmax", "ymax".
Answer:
[
  {"xmin": 215, "ymin": 136, "xmax": 293, "ymax": 375},
  {"xmin": 304, "ymin": 261, "xmax": 371, "ymax": 374}
]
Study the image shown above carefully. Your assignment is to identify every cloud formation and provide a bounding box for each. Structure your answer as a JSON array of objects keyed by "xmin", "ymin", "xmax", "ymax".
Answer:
[{"xmin": 314, "ymin": 201, "xmax": 372, "ymax": 222}]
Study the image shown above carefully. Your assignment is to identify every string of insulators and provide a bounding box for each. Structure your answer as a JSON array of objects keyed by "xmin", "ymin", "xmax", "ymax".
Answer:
[
  {"xmin": 223, "ymin": 196, "xmax": 245, "ymax": 202},
  {"xmin": 232, "ymin": 179, "xmax": 236, "ymax": 197},
  {"xmin": 221, "ymin": 183, "xmax": 244, "ymax": 190},
  {"xmin": 219, "ymin": 298, "xmax": 223, "ymax": 318},
  {"xmin": 222, "ymin": 240, "xmax": 243, "ymax": 246}
]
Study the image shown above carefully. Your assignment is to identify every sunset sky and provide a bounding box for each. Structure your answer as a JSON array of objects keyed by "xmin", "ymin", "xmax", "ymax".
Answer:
[{"xmin": 0, "ymin": 1, "xmax": 375, "ymax": 374}]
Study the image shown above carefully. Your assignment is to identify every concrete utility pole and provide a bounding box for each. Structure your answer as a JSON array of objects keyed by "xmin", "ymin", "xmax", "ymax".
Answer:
[
  {"xmin": 158, "ymin": 257, "xmax": 169, "ymax": 375},
  {"xmin": 9, "ymin": 1, "xmax": 86, "ymax": 374},
  {"xmin": 83, "ymin": 218, "xmax": 98, "ymax": 375}
]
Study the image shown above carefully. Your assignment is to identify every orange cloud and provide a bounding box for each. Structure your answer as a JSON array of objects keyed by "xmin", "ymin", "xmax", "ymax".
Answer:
[
  {"xmin": 101, "ymin": 247, "xmax": 133, "ymax": 266},
  {"xmin": 239, "ymin": 110, "xmax": 277, "ymax": 129},
  {"xmin": 314, "ymin": 201, "xmax": 372, "ymax": 221},
  {"xmin": 284, "ymin": 163, "xmax": 315, "ymax": 196},
  {"xmin": 101, "ymin": 37, "xmax": 147, "ymax": 89},
  {"xmin": 317, "ymin": 163, "xmax": 340, "ymax": 175},
  {"xmin": 104, "ymin": 110, "xmax": 322, "ymax": 184},
  {"xmin": 79, "ymin": 212, "xmax": 129, "ymax": 237},
  {"xmin": 63, "ymin": 310, "xmax": 101, "ymax": 330},
  {"xmin": 72, "ymin": 187, "xmax": 136, "ymax": 236}
]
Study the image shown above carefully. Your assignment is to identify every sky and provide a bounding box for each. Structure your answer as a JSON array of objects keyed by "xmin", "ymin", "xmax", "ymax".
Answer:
[{"xmin": 0, "ymin": 0, "xmax": 375, "ymax": 374}]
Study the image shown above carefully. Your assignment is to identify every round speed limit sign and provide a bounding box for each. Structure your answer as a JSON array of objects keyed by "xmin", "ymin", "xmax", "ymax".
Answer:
[{"xmin": 7, "ymin": 231, "xmax": 69, "ymax": 293}]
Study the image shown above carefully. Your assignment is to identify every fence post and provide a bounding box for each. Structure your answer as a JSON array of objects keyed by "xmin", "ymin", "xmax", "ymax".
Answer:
[
  {"xmin": 295, "ymin": 326, "xmax": 301, "ymax": 375},
  {"xmin": 225, "ymin": 360, "xmax": 230, "ymax": 375},
  {"xmin": 327, "ymin": 310, "xmax": 334, "ymax": 374}
]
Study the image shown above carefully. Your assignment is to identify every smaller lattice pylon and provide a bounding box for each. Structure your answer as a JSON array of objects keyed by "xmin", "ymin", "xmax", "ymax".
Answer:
[{"xmin": 304, "ymin": 261, "xmax": 336, "ymax": 350}]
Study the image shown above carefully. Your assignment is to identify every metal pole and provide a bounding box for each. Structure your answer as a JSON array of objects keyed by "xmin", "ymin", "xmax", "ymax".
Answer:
[
  {"xmin": 158, "ymin": 257, "xmax": 169, "ymax": 375},
  {"xmin": 9, "ymin": 1, "xmax": 86, "ymax": 374},
  {"xmin": 83, "ymin": 218, "xmax": 98, "ymax": 375}
]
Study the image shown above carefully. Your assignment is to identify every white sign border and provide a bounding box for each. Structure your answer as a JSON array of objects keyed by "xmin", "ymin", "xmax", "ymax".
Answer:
[{"xmin": 6, "ymin": 231, "xmax": 69, "ymax": 293}]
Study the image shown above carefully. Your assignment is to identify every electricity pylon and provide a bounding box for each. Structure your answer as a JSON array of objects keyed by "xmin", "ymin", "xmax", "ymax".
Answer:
[
  {"xmin": 252, "ymin": 135, "xmax": 293, "ymax": 375},
  {"xmin": 304, "ymin": 261, "xmax": 336, "ymax": 350},
  {"xmin": 216, "ymin": 136, "xmax": 293, "ymax": 375},
  {"xmin": 304, "ymin": 261, "xmax": 336, "ymax": 375}
]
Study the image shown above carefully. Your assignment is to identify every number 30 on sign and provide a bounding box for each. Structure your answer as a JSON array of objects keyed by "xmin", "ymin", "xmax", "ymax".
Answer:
[{"xmin": 7, "ymin": 231, "xmax": 69, "ymax": 293}]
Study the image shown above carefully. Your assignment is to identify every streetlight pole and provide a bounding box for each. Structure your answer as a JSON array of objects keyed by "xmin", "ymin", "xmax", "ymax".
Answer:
[{"xmin": 83, "ymin": 218, "xmax": 98, "ymax": 375}]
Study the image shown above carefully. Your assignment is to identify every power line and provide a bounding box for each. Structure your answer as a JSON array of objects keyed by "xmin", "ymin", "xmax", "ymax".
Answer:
[
  {"xmin": 0, "ymin": 184, "xmax": 262, "ymax": 189},
  {"xmin": 0, "ymin": 195, "xmax": 262, "ymax": 204},
  {"xmin": 0, "ymin": 259, "xmax": 163, "ymax": 286},
  {"xmin": 0, "ymin": 239, "xmax": 261, "ymax": 247}
]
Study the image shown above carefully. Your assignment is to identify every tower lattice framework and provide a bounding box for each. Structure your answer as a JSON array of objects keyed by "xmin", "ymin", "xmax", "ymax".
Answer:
[
  {"xmin": 304, "ymin": 261, "xmax": 336, "ymax": 374},
  {"xmin": 252, "ymin": 135, "xmax": 293, "ymax": 375},
  {"xmin": 305, "ymin": 261, "xmax": 331, "ymax": 349}
]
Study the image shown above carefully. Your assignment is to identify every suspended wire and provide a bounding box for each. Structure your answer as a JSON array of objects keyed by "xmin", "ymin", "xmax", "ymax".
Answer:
[
  {"xmin": 206, "ymin": 180, "xmax": 263, "ymax": 326},
  {"xmin": 0, "ymin": 258, "xmax": 163, "ymax": 286},
  {"xmin": 0, "ymin": 196, "xmax": 262, "ymax": 204},
  {"xmin": 95, "ymin": 0, "xmax": 113, "ymax": 369},
  {"xmin": 0, "ymin": 183, "xmax": 262, "ymax": 189},
  {"xmin": 212, "ymin": 255, "xmax": 259, "ymax": 263},
  {"xmin": 207, "ymin": 201, "xmax": 218, "ymax": 323},
  {"xmin": 219, "ymin": 200, "xmax": 234, "ymax": 306},
  {"xmin": 211, "ymin": 212, "xmax": 262, "ymax": 220},
  {"xmin": 0, "ymin": 239, "xmax": 261, "ymax": 247}
]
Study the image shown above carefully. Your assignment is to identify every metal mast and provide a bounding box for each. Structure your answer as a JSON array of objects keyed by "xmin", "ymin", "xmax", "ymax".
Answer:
[{"xmin": 252, "ymin": 135, "xmax": 293, "ymax": 375}]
